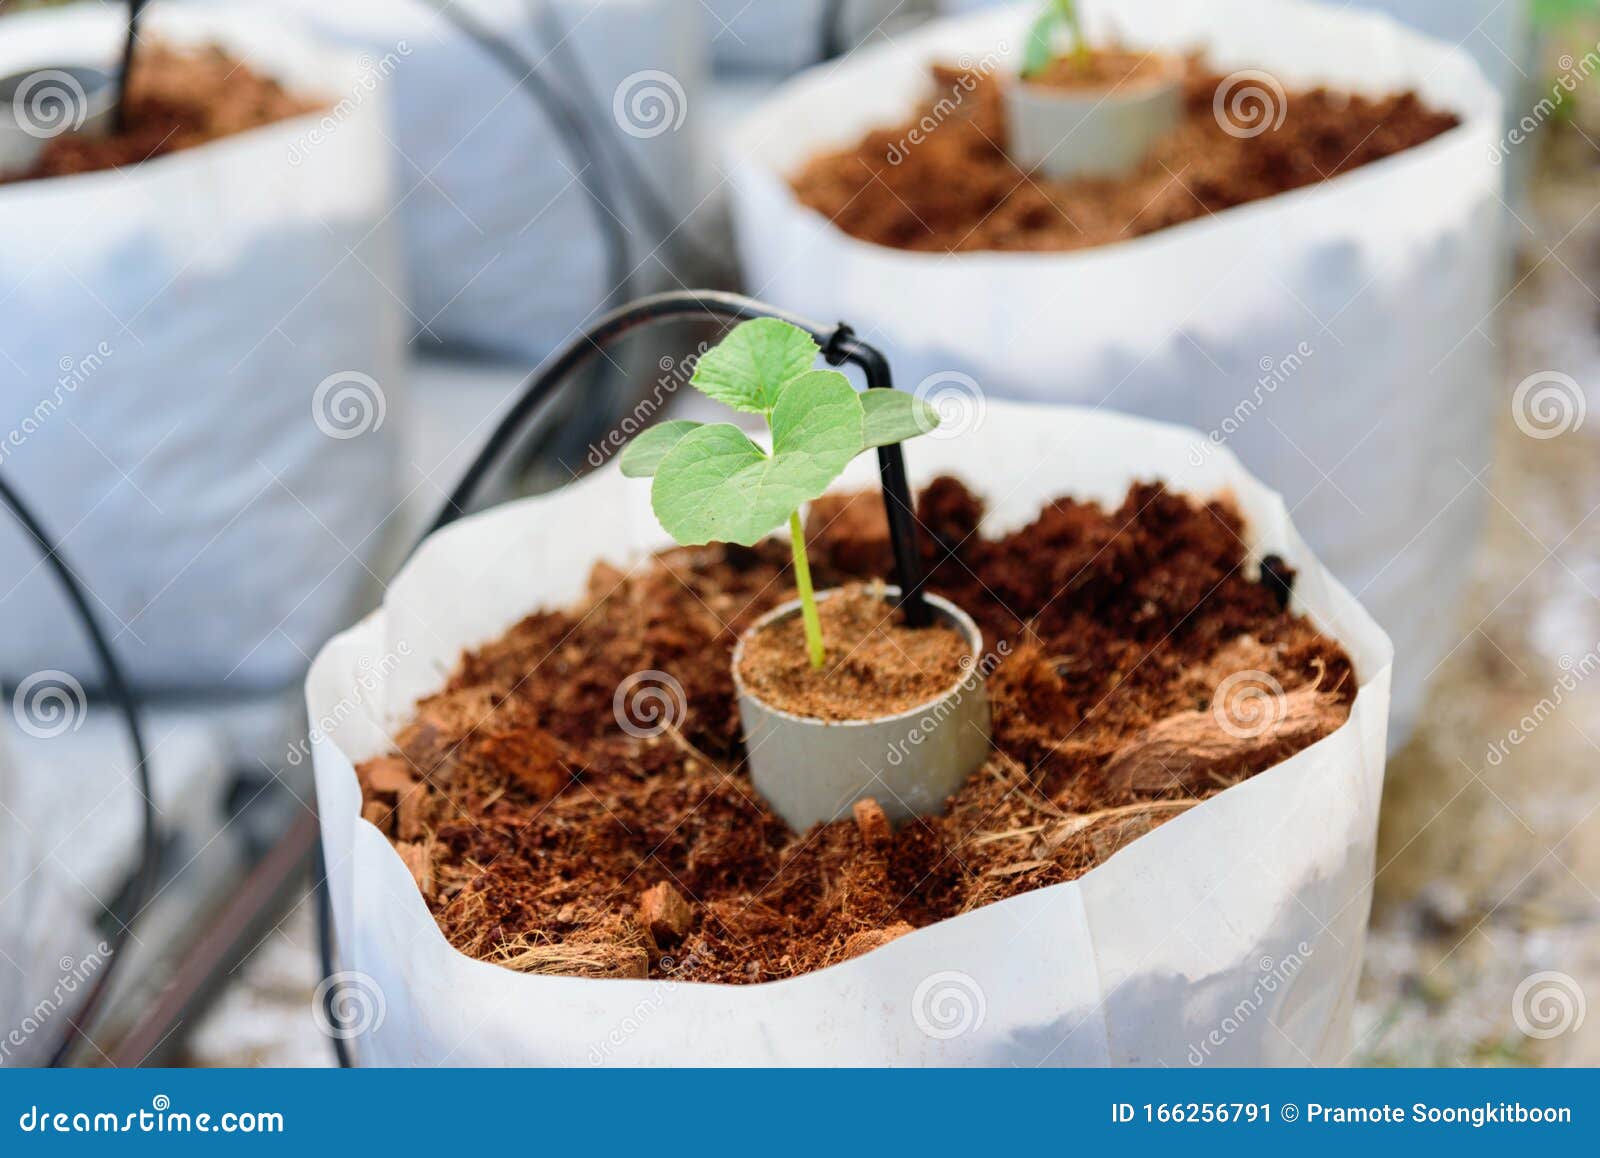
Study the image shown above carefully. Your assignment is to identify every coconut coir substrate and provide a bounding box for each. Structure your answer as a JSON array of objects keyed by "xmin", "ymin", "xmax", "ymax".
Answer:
[
  {"xmin": 737, "ymin": 584, "xmax": 971, "ymax": 721},
  {"xmin": 2, "ymin": 42, "xmax": 320, "ymax": 184},
  {"xmin": 357, "ymin": 478, "xmax": 1357, "ymax": 984},
  {"xmin": 788, "ymin": 60, "xmax": 1459, "ymax": 253}
]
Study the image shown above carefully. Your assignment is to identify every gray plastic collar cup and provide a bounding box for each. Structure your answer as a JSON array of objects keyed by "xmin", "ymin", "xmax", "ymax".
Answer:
[
  {"xmin": 0, "ymin": 64, "xmax": 117, "ymax": 173},
  {"xmin": 732, "ymin": 587, "xmax": 992, "ymax": 831},
  {"xmin": 1003, "ymin": 66, "xmax": 1181, "ymax": 180}
]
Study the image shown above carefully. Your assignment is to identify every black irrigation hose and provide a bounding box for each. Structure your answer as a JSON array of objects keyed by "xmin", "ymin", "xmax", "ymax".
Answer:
[
  {"xmin": 530, "ymin": 0, "xmax": 730, "ymax": 285},
  {"xmin": 0, "ymin": 473, "xmax": 155, "ymax": 1068},
  {"xmin": 313, "ymin": 840, "xmax": 352, "ymax": 1069},
  {"xmin": 419, "ymin": 0, "xmax": 633, "ymax": 315}
]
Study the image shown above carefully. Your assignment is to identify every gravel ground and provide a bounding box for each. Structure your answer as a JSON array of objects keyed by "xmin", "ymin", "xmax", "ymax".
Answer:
[
  {"xmin": 1349, "ymin": 137, "xmax": 1600, "ymax": 1067},
  {"xmin": 187, "ymin": 136, "xmax": 1600, "ymax": 1072}
]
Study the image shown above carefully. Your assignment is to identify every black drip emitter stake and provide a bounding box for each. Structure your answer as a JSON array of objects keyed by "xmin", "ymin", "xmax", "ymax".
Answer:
[
  {"xmin": 114, "ymin": 0, "xmax": 148, "ymax": 136},
  {"xmin": 424, "ymin": 290, "xmax": 932, "ymax": 627}
]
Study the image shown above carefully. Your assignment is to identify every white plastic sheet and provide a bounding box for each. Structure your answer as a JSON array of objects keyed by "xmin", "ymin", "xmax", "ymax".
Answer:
[
  {"xmin": 727, "ymin": 0, "xmax": 1501, "ymax": 748},
  {"xmin": 0, "ymin": 6, "xmax": 405, "ymax": 691},
  {"xmin": 223, "ymin": 0, "xmax": 706, "ymax": 360},
  {"xmin": 309, "ymin": 401, "xmax": 1393, "ymax": 1066}
]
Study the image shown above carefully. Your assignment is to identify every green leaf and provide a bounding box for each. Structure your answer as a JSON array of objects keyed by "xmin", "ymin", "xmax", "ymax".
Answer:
[
  {"xmin": 689, "ymin": 318, "xmax": 820, "ymax": 414},
  {"xmin": 860, "ymin": 389, "xmax": 941, "ymax": 449},
  {"xmin": 1021, "ymin": 6, "xmax": 1063, "ymax": 78},
  {"xmin": 619, "ymin": 420, "xmax": 702, "ymax": 478},
  {"xmin": 651, "ymin": 373, "xmax": 864, "ymax": 547}
]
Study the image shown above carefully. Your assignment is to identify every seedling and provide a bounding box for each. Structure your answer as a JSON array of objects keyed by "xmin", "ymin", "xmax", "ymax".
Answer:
[
  {"xmin": 620, "ymin": 318, "xmax": 940, "ymax": 669},
  {"xmin": 1022, "ymin": 0, "xmax": 1091, "ymax": 79}
]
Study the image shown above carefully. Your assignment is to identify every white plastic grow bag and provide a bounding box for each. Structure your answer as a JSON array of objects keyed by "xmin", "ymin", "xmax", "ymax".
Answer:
[
  {"xmin": 210, "ymin": 0, "xmax": 707, "ymax": 360},
  {"xmin": 728, "ymin": 0, "xmax": 1500, "ymax": 748},
  {"xmin": 0, "ymin": 6, "xmax": 404, "ymax": 691},
  {"xmin": 309, "ymin": 400, "xmax": 1393, "ymax": 1066}
]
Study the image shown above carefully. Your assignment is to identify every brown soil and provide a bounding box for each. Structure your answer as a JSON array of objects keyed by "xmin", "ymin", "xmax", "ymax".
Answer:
[
  {"xmin": 357, "ymin": 478, "xmax": 1356, "ymax": 984},
  {"xmin": 736, "ymin": 584, "xmax": 971, "ymax": 721},
  {"xmin": 789, "ymin": 59, "xmax": 1459, "ymax": 252},
  {"xmin": 1, "ymin": 42, "xmax": 321, "ymax": 184},
  {"xmin": 1025, "ymin": 49, "xmax": 1177, "ymax": 91}
]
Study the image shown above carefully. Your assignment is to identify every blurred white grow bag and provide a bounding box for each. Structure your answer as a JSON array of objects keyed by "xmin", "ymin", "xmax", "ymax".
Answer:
[
  {"xmin": 213, "ymin": 0, "xmax": 707, "ymax": 360},
  {"xmin": 0, "ymin": 6, "xmax": 404, "ymax": 691},
  {"xmin": 728, "ymin": 0, "xmax": 1501, "ymax": 748},
  {"xmin": 309, "ymin": 401, "xmax": 1393, "ymax": 1066}
]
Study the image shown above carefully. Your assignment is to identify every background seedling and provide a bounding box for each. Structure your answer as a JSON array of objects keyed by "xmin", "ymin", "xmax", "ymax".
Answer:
[
  {"xmin": 621, "ymin": 318, "xmax": 939, "ymax": 669},
  {"xmin": 1022, "ymin": 0, "xmax": 1090, "ymax": 79}
]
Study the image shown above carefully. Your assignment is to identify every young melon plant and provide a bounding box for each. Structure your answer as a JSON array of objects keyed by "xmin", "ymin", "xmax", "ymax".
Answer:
[
  {"xmin": 620, "ymin": 319, "xmax": 940, "ymax": 669},
  {"xmin": 1022, "ymin": 0, "xmax": 1090, "ymax": 79}
]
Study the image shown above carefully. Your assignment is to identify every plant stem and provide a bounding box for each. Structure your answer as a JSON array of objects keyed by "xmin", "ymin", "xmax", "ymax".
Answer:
[{"xmin": 788, "ymin": 511, "xmax": 826, "ymax": 670}]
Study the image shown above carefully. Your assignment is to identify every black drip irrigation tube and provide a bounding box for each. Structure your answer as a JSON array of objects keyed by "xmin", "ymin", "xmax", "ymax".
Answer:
[
  {"xmin": 0, "ymin": 473, "xmax": 155, "ymax": 1068},
  {"xmin": 113, "ymin": 0, "xmax": 148, "ymax": 135},
  {"xmin": 317, "ymin": 290, "xmax": 931, "ymax": 1062}
]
